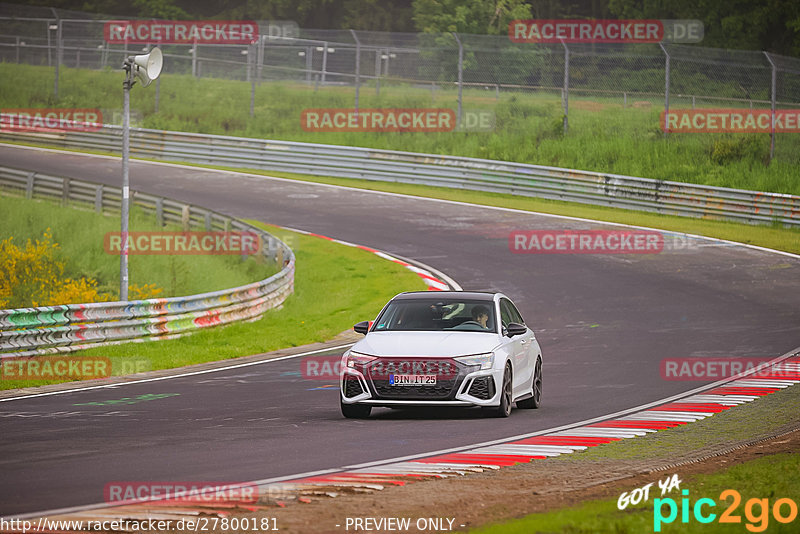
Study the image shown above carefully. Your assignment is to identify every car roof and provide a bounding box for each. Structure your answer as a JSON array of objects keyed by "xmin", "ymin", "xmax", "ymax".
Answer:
[{"xmin": 392, "ymin": 291, "xmax": 499, "ymax": 302}]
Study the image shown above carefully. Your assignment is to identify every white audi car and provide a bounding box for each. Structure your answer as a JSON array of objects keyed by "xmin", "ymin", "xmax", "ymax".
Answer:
[{"xmin": 340, "ymin": 291, "xmax": 543, "ymax": 418}]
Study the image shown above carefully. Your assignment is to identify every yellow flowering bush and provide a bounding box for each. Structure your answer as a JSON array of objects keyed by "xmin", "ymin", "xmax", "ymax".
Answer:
[{"xmin": 0, "ymin": 229, "xmax": 163, "ymax": 308}]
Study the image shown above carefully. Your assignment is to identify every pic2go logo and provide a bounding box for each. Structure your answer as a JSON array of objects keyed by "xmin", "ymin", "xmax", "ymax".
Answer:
[{"xmin": 654, "ymin": 489, "xmax": 798, "ymax": 532}]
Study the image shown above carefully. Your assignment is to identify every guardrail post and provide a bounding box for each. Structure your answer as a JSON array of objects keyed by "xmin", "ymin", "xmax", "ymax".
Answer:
[
  {"xmin": 181, "ymin": 205, "xmax": 191, "ymax": 231},
  {"xmin": 155, "ymin": 197, "xmax": 164, "ymax": 226},
  {"xmin": 95, "ymin": 184, "xmax": 104, "ymax": 213},
  {"xmin": 25, "ymin": 171, "xmax": 35, "ymax": 199},
  {"xmin": 62, "ymin": 177, "xmax": 69, "ymax": 207}
]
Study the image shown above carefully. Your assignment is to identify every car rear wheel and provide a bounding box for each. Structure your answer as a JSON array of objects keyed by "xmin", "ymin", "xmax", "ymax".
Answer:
[
  {"xmin": 483, "ymin": 364, "xmax": 512, "ymax": 418},
  {"xmin": 340, "ymin": 399, "xmax": 371, "ymax": 419},
  {"xmin": 517, "ymin": 358, "xmax": 542, "ymax": 409}
]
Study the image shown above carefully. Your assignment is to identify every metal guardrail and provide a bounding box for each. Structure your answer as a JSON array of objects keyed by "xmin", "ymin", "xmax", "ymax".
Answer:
[
  {"xmin": 0, "ymin": 165, "xmax": 295, "ymax": 358},
  {"xmin": 1, "ymin": 122, "xmax": 798, "ymax": 226}
]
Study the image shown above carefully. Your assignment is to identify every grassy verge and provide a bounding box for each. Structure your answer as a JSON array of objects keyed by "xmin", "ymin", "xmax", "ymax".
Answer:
[
  {"xmin": 470, "ymin": 385, "xmax": 800, "ymax": 533},
  {"xmin": 470, "ymin": 452, "xmax": 800, "ymax": 533},
  {"xmin": 1, "ymin": 222, "xmax": 426, "ymax": 390},
  {"xmin": 0, "ymin": 194, "xmax": 274, "ymax": 303},
  {"xmin": 1, "ymin": 63, "xmax": 798, "ymax": 195}
]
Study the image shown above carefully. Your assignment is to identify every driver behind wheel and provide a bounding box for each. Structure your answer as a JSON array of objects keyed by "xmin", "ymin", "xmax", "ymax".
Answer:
[{"xmin": 471, "ymin": 304, "xmax": 490, "ymax": 329}]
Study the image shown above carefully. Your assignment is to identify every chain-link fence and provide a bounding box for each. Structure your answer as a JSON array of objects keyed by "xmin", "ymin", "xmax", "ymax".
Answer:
[{"xmin": 1, "ymin": 3, "xmax": 799, "ymax": 162}]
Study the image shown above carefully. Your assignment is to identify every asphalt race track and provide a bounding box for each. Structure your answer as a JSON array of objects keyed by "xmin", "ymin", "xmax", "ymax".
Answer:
[{"xmin": 1, "ymin": 144, "xmax": 799, "ymax": 516}]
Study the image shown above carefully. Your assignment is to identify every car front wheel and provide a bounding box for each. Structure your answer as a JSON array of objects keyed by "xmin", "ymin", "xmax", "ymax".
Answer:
[{"xmin": 483, "ymin": 364, "xmax": 512, "ymax": 418}]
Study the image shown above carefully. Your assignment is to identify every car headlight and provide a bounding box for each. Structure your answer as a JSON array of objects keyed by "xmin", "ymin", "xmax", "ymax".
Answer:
[
  {"xmin": 454, "ymin": 353, "xmax": 494, "ymax": 370},
  {"xmin": 346, "ymin": 352, "xmax": 377, "ymax": 368}
]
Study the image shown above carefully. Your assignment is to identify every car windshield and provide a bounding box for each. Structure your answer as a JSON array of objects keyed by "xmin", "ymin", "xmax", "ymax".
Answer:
[{"xmin": 373, "ymin": 298, "xmax": 496, "ymax": 332}]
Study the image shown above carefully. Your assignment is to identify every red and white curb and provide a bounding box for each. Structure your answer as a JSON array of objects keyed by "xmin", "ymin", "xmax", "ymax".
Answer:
[
  {"xmin": 28, "ymin": 357, "xmax": 798, "ymax": 525},
  {"xmin": 264, "ymin": 355, "xmax": 800, "ymax": 498},
  {"xmin": 297, "ymin": 228, "xmax": 456, "ymax": 291}
]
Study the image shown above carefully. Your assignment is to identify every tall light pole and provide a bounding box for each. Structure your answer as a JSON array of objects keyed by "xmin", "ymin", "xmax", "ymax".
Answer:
[{"xmin": 120, "ymin": 47, "xmax": 163, "ymax": 301}]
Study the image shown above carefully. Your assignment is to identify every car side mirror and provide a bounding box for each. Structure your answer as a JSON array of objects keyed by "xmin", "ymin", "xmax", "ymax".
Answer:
[
  {"xmin": 353, "ymin": 321, "xmax": 370, "ymax": 335},
  {"xmin": 506, "ymin": 322, "xmax": 527, "ymax": 337}
]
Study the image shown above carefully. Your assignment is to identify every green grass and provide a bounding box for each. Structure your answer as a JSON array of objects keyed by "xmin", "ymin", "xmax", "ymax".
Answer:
[
  {"xmin": 1, "ymin": 63, "xmax": 799, "ymax": 195},
  {"xmin": 1, "ymin": 221, "xmax": 426, "ymax": 390},
  {"xmin": 469, "ymin": 452, "xmax": 800, "ymax": 533},
  {"xmin": 0, "ymin": 194, "xmax": 274, "ymax": 305}
]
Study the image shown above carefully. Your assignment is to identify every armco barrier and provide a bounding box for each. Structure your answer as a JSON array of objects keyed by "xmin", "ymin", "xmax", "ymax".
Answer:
[
  {"xmin": 0, "ymin": 166, "xmax": 295, "ymax": 358},
  {"xmin": 0, "ymin": 121, "xmax": 798, "ymax": 226}
]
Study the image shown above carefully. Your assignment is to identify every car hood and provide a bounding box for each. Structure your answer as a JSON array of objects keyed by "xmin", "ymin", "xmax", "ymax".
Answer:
[{"xmin": 352, "ymin": 331, "xmax": 501, "ymax": 358}]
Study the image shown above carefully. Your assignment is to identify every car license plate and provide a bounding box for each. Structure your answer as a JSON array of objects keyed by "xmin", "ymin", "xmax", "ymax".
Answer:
[{"xmin": 389, "ymin": 374, "xmax": 437, "ymax": 386}]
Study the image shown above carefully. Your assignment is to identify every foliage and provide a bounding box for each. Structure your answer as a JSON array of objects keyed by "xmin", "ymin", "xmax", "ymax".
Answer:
[{"xmin": 0, "ymin": 229, "xmax": 115, "ymax": 307}]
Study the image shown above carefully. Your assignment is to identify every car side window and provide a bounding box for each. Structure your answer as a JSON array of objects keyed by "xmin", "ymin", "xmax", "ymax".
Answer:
[
  {"xmin": 499, "ymin": 299, "xmax": 514, "ymax": 328},
  {"xmin": 508, "ymin": 301, "xmax": 525, "ymax": 325}
]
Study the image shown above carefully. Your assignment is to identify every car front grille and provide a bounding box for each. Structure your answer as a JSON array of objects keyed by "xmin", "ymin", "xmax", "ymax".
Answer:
[
  {"xmin": 467, "ymin": 376, "xmax": 495, "ymax": 400},
  {"xmin": 366, "ymin": 358, "xmax": 465, "ymax": 400}
]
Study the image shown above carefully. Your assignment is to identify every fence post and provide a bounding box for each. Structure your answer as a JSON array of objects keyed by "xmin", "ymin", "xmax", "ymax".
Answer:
[
  {"xmin": 15, "ymin": 36, "xmax": 20, "ymax": 64},
  {"xmin": 250, "ymin": 43, "xmax": 256, "ymax": 118},
  {"xmin": 763, "ymin": 51, "xmax": 777, "ymax": 162},
  {"xmin": 305, "ymin": 46, "xmax": 312, "ymax": 84},
  {"xmin": 659, "ymin": 43, "xmax": 670, "ymax": 139},
  {"xmin": 192, "ymin": 41, "xmax": 198, "ymax": 77},
  {"xmin": 321, "ymin": 41, "xmax": 328, "ymax": 85},
  {"xmin": 54, "ymin": 18, "xmax": 62, "ymax": 99},
  {"xmin": 350, "ymin": 30, "xmax": 361, "ymax": 113},
  {"xmin": 561, "ymin": 40, "xmax": 569, "ymax": 135},
  {"xmin": 452, "ymin": 32, "xmax": 463, "ymax": 129},
  {"xmin": 375, "ymin": 48, "xmax": 381, "ymax": 96},
  {"xmin": 155, "ymin": 76, "xmax": 160, "ymax": 113}
]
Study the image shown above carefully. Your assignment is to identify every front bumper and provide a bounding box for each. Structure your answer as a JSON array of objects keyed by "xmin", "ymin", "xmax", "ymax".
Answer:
[{"xmin": 341, "ymin": 357, "xmax": 504, "ymax": 407}]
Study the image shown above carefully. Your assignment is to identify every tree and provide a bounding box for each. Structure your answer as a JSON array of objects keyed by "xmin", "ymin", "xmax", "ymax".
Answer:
[{"xmin": 413, "ymin": 0, "xmax": 532, "ymax": 35}]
